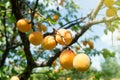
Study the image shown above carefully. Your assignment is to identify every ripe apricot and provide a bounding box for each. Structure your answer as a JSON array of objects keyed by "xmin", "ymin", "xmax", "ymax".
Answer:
[
  {"xmin": 73, "ymin": 53, "xmax": 90, "ymax": 72},
  {"xmin": 29, "ymin": 31, "xmax": 43, "ymax": 46},
  {"xmin": 53, "ymin": 14, "xmax": 59, "ymax": 21},
  {"xmin": 42, "ymin": 35, "xmax": 56, "ymax": 50},
  {"xmin": 16, "ymin": 19, "xmax": 31, "ymax": 32},
  {"xmin": 106, "ymin": 7, "xmax": 117, "ymax": 17},
  {"xmin": 88, "ymin": 40, "xmax": 94, "ymax": 49},
  {"xmin": 10, "ymin": 76, "xmax": 19, "ymax": 80},
  {"xmin": 104, "ymin": 0, "xmax": 114, "ymax": 7},
  {"xmin": 59, "ymin": 49, "xmax": 76, "ymax": 70},
  {"xmin": 55, "ymin": 29, "xmax": 72, "ymax": 45},
  {"xmin": 66, "ymin": 77, "xmax": 71, "ymax": 80}
]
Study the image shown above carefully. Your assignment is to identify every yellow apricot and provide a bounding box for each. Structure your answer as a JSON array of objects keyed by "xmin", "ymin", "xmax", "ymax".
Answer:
[
  {"xmin": 82, "ymin": 41, "xmax": 88, "ymax": 46},
  {"xmin": 73, "ymin": 53, "xmax": 90, "ymax": 72},
  {"xmin": 59, "ymin": 49, "xmax": 76, "ymax": 70},
  {"xmin": 10, "ymin": 76, "xmax": 19, "ymax": 80},
  {"xmin": 42, "ymin": 35, "xmax": 56, "ymax": 50},
  {"xmin": 53, "ymin": 14, "xmax": 59, "ymax": 21},
  {"xmin": 16, "ymin": 19, "xmax": 32, "ymax": 32},
  {"xmin": 55, "ymin": 29, "xmax": 72, "ymax": 45},
  {"xmin": 29, "ymin": 31, "xmax": 43, "ymax": 46},
  {"xmin": 40, "ymin": 24, "xmax": 47, "ymax": 32},
  {"xmin": 66, "ymin": 77, "xmax": 71, "ymax": 80},
  {"xmin": 88, "ymin": 40, "xmax": 94, "ymax": 49}
]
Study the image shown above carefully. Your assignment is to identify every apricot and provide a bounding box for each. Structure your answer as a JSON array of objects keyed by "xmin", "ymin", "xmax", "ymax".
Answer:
[
  {"xmin": 10, "ymin": 76, "xmax": 19, "ymax": 80},
  {"xmin": 55, "ymin": 29, "xmax": 72, "ymax": 45},
  {"xmin": 42, "ymin": 35, "xmax": 56, "ymax": 50},
  {"xmin": 40, "ymin": 24, "xmax": 47, "ymax": 32},
  {"xmin": 88, "ymin": 40, "xmax": 94, "ymax": 49},
  {"xmin": 82, "ymin": 41, "xmax": 88, "ymax": 46},
  {"xmin": 16, "ymin": 19, "xmax": 31, "ymax": 32},
  {"xmin": 73, "ymin": 53, "xmax": 90, "ymax": 72},
  {"xmin": 66, "ymin": 77, "xmax": 71, "ymax": 80},
  {"xmin": 59, "ymin": 49, "xmax": 76, "ymax": 69},
  {"xmin": 29, "ymin": 31, "xmax": 43, "ymax": 46},
  {"xmin": 53, "ymin": 14, "xmax": 59, "ymax": 21}
]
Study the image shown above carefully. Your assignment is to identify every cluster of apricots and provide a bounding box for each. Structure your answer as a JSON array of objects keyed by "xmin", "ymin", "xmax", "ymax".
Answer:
[
  {"xmin": 15, "ymin": 11, "xmax": 91, "ymax": 80},
  {"xmin": 104, "ymin": 0, "xmax": 117, "ymax": 17},
  {"xmin": 16, "ymin": 13, "xmax": 73, "ymax": 50},
  {"xmin": 82, "ymin": 40, "xmax": 94, "ymax": 49},
  {"xmin": 59, "ymin": 49, "xmax": 90, "ymax": 72}
]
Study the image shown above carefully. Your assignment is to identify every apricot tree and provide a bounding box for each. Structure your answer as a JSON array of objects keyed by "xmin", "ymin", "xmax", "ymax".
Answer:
[{"xmin": 0, "ymin": 0, "xmax": 120, "ymax": 80}]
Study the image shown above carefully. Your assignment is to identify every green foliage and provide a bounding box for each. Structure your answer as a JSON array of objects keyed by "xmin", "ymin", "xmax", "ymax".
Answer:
[
  {"xmin": 101, "ymin": 58, "xmax": 120, "ymax": 79},
  {"xmin": 101, "ymin": 48, "xmax": 115, "ymax": 58}
]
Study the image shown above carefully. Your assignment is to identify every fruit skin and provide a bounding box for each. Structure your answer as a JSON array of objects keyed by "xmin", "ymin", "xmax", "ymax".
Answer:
[
  {"xmin": 29, "ymin": 31, "xmax": 43, "ymax": 46},
  {"xmin": 73, "ymin": 53, "xmax": 90, "ymax": 72},
  {"xmin": 55, "ymin": 29, "xmax": 72, "ymax": 45},
  {"xmin": 42, "ymin": 35, "xmax": 56, "ymax": 50},
  {"xmin": 104, "ymin": 0, "xmax": 114, "ymax": 7},
  {"xmin": 16, "ymin": 19, "xmax": 31, "ymax": 32},
  {"xmin": 10, "ymin": 76, "xmax": 19, "ymax": 80},
  {"xmin": 106, "ymin": 7, "xmax": 117, "ymax": 17},
  {"xmin": 53, "ymin": 14, "xmax": 59, "ymax": 21},
  {"xmin": 59, "ymin": 49, "xmax": 76, "ymax": 70},
  {"xmin": 88, "ymin": 40, "xmax": 94, "ymax": 49}
]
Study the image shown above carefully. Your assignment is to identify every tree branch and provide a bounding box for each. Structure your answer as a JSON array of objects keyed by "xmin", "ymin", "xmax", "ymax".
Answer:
[
  {"xmin": 0, "ymin": 49, "xmax": 10, "ymax": 67},
  {"xmin": 90, "ymin": 0, "xmax": 104, "ymax": 20},
  {"xmin": 10, "ymin": 0, "xmax": 36, "ymax": 80}
]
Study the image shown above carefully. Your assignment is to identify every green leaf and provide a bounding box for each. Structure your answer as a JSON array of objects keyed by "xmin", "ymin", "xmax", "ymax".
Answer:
[
  {"xmin": 104, "ymin": 29, "xmax": 108, "ymax": 35},
  {"xmin": 101, "ymin": 48, "xmax": 115, "ymax": 58}
]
